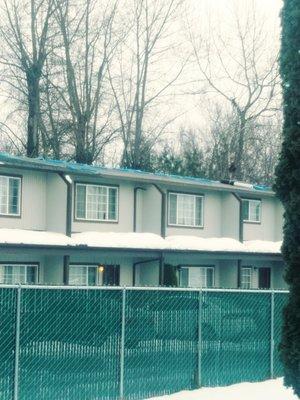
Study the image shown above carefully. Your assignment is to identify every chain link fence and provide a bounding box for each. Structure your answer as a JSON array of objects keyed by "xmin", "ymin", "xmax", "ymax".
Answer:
[{"xmin": 0, "ymin": 285, "xmax": 288, "ymax": 400}]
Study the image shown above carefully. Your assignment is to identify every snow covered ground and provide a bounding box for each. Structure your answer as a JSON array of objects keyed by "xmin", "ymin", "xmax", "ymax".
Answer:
[{"xmin": 147, "ymin": 379, "xmax": 298, "ymax": 400}]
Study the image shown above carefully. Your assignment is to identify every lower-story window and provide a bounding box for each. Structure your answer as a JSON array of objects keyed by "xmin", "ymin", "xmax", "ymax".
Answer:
[
  {"xmin": 0, "ymin": 264, "xmax": 38, "ymax": 284},
  {"xmin": 240, "ymin": 267, "xmax": 252, "ymax": 289},
  {"xmin": 179, "ymin": 266, "xmax": 214, "ymax": 288},
  {"xmin": 69, "ymin": 264, "xmax": 120, "ymax": 286}
]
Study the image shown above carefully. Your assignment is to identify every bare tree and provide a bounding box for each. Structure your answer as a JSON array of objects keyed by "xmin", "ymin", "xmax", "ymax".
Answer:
[
  {"xmin": 189, "ymin": 3, "xmax": 280, "ymax": 180},
  {"xmin": 109, "ymin": 0, "xmax": 185, "ymax": 169},
  {"xmin": 204, "ymin": 105, "xmax": 282, "ymax": 185},
  {"xmin": 51, "ymin": 0, "xmax": 119, "ymax": 164},
  {"xmin": 0, "ymin": 0, "xmax": 56, "ymax": 157}
]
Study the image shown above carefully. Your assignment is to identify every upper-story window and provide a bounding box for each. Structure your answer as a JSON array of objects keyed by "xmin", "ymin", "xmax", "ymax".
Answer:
[
  {"xmin": 242, "ymin": 199, "xmax": 261, "ymax": 223},
  {"xmin": 75, "ymin": 183, "xmax": 118, "ymax": 222},
  {"xmin": 0, "ymin": 175, "xmax": 21, "ymax": 217},
  {"xmin": 168, "ymin": 192, "xmax": 203, "ymax": 228}
]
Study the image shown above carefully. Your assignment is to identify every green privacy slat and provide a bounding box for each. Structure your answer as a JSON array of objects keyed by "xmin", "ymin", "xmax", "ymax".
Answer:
[
  {"xmin": 0, "ymin": 287, "xmax": 289, "ymax": 400},
  {"xmin": 124, "ymin": 290, "xmax": 199, "ymax": 399},
  {"xmin": 0, "ymin": 288, "xmax": 17, "ymax": 400},
  {"xmin": 201, "ymin": 291, "xmax": 271, "ymax": 387},
  {"xmin": 18, "ymin": 289, "xmax": 123, "ymax": 400},
  {"xmin": 273, "ymin": 293, "xmax": 288, "ymax": 378}
]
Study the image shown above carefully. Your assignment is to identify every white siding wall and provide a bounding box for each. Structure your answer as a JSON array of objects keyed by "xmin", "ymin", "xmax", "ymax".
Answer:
[
  {"xmin": 141, "ymin": 185, "xmax": 161, "ymax": 234},
  {"xmin": 0, "ymin": 168, "xmax": 46, "ymax": 230},
  {"xmin": 243, "ymin": 197, "xmax": 281, "ymax": 241},
  {"xmin": 46, "ymin": 173, "xmax": 67, "ymax": 233},
  {"xmin": 221, "ymin": 193, "xmax": 240, "ymax": 239}
]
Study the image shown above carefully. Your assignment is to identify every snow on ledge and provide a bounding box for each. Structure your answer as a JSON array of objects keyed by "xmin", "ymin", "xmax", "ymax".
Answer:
[{"xmin": 0, "ymin": 229, "xmax": 282, "ymax": 254}]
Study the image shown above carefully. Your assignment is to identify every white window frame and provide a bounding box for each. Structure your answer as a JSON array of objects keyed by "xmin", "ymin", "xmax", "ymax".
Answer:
[
  {"xmin": 69, "ymin": 264, "xmax": 99, "ymax": 286},
  {"xmin": 75, "ymin": 183, "xmax": 118, "ymax": 222},
  {"xmin": 0, "ymin": 264, "xmax": 38, "ymax": 284},
  {"xmin": 242, "ymin": 199, "xmax": 261, "ymax": 223},
  {"xmin": 0, "ymin": 175, "xmax": 21, "ymax": 217},
  {"xmin": 240, "ymin": 267, "xmax": 252, "ymax": 289},
  {"xmin": 181, "ymin": 266, "xmax": 214, "ymax": 288},
  {"xmin": 168, "ymin": 192, "xmax": 204, "ymax": 228}
]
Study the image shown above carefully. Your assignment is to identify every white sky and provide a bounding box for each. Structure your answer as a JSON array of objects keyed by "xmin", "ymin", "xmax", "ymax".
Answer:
[
  {"xmin": 169, "ymin": 0, "xmax": 283, "ymax": 133},
  {"xmin": 0, "ymin": 0, "xmax": 284, "ymax": 158}
]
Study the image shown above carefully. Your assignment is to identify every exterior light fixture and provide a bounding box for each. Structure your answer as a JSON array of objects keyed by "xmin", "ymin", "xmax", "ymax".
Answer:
[{"xmin": 98, "ymin": 265, "xmax": 105, "ymax": 273}]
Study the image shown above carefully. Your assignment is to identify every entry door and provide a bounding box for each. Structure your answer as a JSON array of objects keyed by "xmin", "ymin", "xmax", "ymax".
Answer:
[{"xmin": 258, "ymin": 268, "xmax": 271, "ymax": 289}]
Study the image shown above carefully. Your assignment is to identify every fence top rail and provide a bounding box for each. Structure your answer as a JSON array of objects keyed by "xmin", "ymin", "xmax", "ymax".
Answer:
[{"xmin": 0, "ymin": 284, "xmax": 289, "ymax": 294}]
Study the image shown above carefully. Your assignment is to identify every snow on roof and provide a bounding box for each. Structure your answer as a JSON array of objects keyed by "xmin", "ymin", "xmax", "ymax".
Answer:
[
  {"xmin": 0, "ymin": 151, "xmax": 273, "ymax": 194},
  {"xmin": 0, "ymin": 229, "xmax": 282, "ymax": 254},
  {"xmin": 165, "ymin": 236, "xmax": 246, "ymax": 252},
  {"xmin": 0, "ymin": 229, "xmax": 73, "ymax": 246},
  {"xmin": 72, "ymin": 232, "xmax": 167, "ymax": 249},
  {"xmin": 244, "ymin": 240, "xmax": 282, "ymax": 254}
]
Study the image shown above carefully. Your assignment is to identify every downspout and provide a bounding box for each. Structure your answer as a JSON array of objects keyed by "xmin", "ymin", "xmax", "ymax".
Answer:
[
  {"xmin": 231, "ymin": 192, "xmax": 243, "ymax": 243},
  {"xmin": 58, "ymin": 173, "xmax": 73, "ymax": 285},
  {"xmin": 58, "ymin": 173, "xmax": 73, "ymax": 237},
  {"xmin": 153, "ymin": 184, "xmax": 166, "ymax": 238},
  {"xmin": 232, "ymin": 192, "xmax": 243, "ymax": 289},
  {"xmin": 159, "ymin": 252, "xmax": 165, "ymax": 286},
  {"xmin": 133, "ymin": 187, "xmax": 146, "ymax": 232}
]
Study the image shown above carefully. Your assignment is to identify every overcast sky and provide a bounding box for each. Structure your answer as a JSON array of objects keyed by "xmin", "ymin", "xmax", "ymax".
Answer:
[{"xmin": 172, "ymin": 0, "xmax": 283, "ymax": 132}]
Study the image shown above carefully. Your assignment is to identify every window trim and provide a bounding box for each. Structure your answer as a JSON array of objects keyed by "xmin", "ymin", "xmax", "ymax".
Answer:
[
  {"xmin": 242, "ymin": 198, "xmax": 262, "ymax": 224},
  {"xmin": 179, "ymin": 265, "xmax": 215, "ymax": 288},
  {"xmin": 240, "ymin": 266, "xmax": 252, "ymax": 289},
  {"xmin": 167, "ymin": 191, "xmax": 204, "ymax": 229},
  {"xmin": 0, "ymin": 262, "xmax": 39, "ymax": 284},
  {"xmin": 74, "ymin": 181, "xmax": 119, "ymax": 223},
  {"xmin": 0, "ymin": 174, "xmax": 22, "ymax": 218}
]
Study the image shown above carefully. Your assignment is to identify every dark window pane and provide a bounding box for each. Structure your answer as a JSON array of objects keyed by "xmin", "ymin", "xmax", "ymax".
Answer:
[
  {"xmin": 26, "ymin": 266, "xmax": 37, "ymax": 284},
  {"xmin": 258, "ymin": 268, "xmax": 271, "ymax": 289},
  {"xmin": 8, "ymin": 178, "xmax": 20, "ymax": 215},
  {"xmin": 195, "ymin": 196, "xmax": 203, "ymax": 226},
  {"xmin": 88, "ymin": 267, "xmax": 97, "ymax": 286},
  {"xmin": 180, "ymin": 268, "xmax": 189, "ymax": 287},
  {"xmin": 206, "ymin": 268, "xmax": 214, "ymax": 288},
  {"xmin": 242, "ymin": 200, "xmax": 249, "ymax": 221},
  {"xmin": 169, "ymin": 194, "xmax": 177, "ymax": 224},
  {"xmin": 108, "ymin": 188, "xmax": 117, "ymax": 220},
  {"xmin": 76, "ymin": 185, "xmax": 86, "ymax": 218}
]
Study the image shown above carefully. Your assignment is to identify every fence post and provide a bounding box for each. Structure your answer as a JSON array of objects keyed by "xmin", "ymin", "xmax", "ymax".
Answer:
[
  {"xmin": 270, "ymin": 290, "xmax": 275, "ymax": 379},
  {"xmin": 13, "ymin": 285, "xmax": 22, "ymax": 400},
  {"xmin": 197, "ymin": 289, "xmax": 203, "ymax": 388},
  {"xmin": 120, "ymin": 287, "xmax": 126, "ymax": 399}
]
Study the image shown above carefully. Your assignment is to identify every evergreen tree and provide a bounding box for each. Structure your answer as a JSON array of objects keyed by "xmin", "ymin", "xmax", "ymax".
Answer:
[{"xmin": 274, "ymin": 0, "xmax": 300, "ymax": 395}]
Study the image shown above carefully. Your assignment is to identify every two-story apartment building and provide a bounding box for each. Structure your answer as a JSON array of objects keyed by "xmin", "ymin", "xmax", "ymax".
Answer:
[{"xmin": 0, "ymin": 152, "xmax": 286, "ymax": 289}]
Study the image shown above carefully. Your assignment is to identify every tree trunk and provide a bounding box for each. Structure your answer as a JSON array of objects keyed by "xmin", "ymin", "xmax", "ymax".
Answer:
[
  {"xmin": 26, "ymin": 70, "xmax": 40, "ymax": 158},
  {"xmin": 234, "ymin": 113, "xmax": 246, "ymax": 180}
]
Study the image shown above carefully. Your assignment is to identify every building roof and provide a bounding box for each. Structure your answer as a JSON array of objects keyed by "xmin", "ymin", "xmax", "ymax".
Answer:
[
  {"xmin": 0, "ymin": 229, "xmax": 282, "ymax": 256},
  {"xmin": 0, "ymin": 152, "xmax": 275, "ymax": 196}
]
